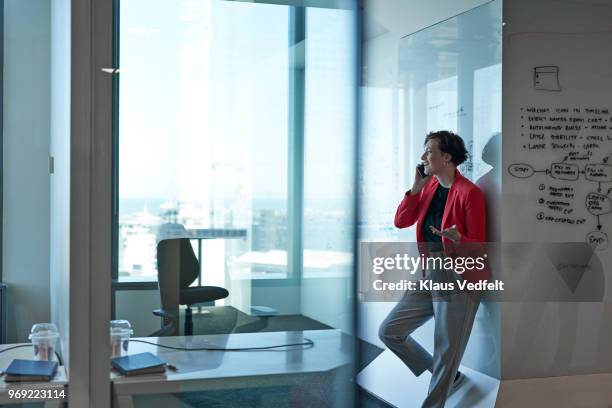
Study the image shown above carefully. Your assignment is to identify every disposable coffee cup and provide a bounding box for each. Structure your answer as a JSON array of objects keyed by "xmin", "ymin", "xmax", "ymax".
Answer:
[
  {"xmin": 29, "ymin": 323, "xmax": 59, "ymax": 361},
  {"xmin": 110, "ymin": 320, "xmax": 133, "ymax": 358}
]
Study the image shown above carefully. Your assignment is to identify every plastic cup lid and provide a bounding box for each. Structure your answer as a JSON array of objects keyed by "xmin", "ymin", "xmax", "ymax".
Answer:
[
  {"xmin": 110, "ymin": 320, "xmax": 133, "ymax": 336},
  {"xmin": 29, "ymin": 323, "xmax": 59, "ymax": 341}
]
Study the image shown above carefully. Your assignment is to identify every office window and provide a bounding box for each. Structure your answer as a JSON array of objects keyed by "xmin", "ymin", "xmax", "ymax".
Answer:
[
  {"xmin": 301, "ymin": 6, "xmax": 356, "ymax": 332},
  {"xmin": 117, "ymin": 0, "xmax": 290, "ymax": 283},
  {"xmin": 304, "ymin": 6, "xmax": 355, "ymax": 261}
]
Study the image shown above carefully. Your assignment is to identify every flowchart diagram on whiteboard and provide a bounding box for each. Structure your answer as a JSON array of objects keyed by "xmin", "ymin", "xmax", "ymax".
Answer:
[{"xmin": 507, "ymin": 100, "xmax": 612, "ymax": 250}]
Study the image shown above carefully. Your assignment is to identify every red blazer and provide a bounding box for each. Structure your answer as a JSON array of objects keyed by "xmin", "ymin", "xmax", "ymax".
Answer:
[{"xmin": 394, "ymin": 169, "xmax": 489, "ymax": 282}]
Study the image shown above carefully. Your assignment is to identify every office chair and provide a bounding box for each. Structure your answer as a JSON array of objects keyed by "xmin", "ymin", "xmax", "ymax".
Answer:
[{"xmin": 153, "ymin": 238, "xmax": 229, "ymax": 336}]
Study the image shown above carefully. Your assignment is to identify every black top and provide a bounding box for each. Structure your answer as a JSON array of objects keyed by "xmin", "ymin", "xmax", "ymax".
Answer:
[{"xmin": 422, "ymin": 184, "xmax": 450, "ymax": 249}]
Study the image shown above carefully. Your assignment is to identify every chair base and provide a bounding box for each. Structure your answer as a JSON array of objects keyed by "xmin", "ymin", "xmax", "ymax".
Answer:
[{"xmin": 185, "ymin": 307, "xmax": 194, "ymax": 336}]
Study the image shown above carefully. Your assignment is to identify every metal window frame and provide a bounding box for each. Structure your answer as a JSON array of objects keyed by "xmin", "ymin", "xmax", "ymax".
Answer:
[
  {"xmin": 287, "ymin": 5, "xmax": 306, "ymax": 282},
  {"xmin": 0, "ymin": 0, "xmax": 4, "ymax": 284}
]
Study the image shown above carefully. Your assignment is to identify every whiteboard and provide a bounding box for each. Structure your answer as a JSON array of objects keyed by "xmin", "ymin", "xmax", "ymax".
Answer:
[{"xmin": 502, "ymin": 0, "xmax": 612, "ymax": 378}]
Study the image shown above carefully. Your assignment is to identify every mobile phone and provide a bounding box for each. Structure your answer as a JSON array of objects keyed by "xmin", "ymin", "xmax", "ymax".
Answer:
[{"xmin": 417, "ymin": 163, "xmax": 428, "ymax": 178}]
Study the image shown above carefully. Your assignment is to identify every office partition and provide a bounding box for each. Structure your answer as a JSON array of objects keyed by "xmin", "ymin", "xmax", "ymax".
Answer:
[
  {"xmin": 110, "ymin": 1, "xmax": 359, "ymax": 406},
  {"xmin": 357, "ymin": 1, "xmax": 502, "ymax": 406}
]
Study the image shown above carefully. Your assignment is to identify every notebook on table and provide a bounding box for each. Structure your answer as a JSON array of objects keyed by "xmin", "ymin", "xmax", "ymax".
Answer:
[
  {"xmin": 111, "ymin": 352, "xmax": 166, "ymax": 376},
  {"xmin": 4, "ymin": 359, "xmax": 58, "ymax": 382}
]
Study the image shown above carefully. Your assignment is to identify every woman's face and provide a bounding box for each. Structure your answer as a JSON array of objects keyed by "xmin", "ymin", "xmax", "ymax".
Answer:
[{"xmin": 421, "ymin": 139, "xmax": 451, "ymax": 175}]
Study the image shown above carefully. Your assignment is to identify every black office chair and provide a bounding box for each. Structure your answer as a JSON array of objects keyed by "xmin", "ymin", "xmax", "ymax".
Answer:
[{"xmin": 153, "ymin": 238, "xmax": 229, "ymax": 336}]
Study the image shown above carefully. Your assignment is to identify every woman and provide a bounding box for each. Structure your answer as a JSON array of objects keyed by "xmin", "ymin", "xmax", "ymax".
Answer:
[{"xmin": 378, "ymin": 130, "xmax": 487, "ymax": 408}]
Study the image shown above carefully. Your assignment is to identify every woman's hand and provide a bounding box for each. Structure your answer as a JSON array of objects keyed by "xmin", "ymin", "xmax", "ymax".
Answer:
[
  {"xmin": 410, "ymin": 165, "xmax": 432, "ymax": 195},
  {"xmin": 429, "ymin": 224, "xmax": 462, "ymax": 242}
]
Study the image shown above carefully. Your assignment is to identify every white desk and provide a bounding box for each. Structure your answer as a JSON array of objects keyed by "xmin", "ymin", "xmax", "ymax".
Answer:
[
  {"xmin": 112, "ymin": 329, "xmax": 353, "ymax": 408},
  {"xmin": 0, "ymin": 344, "xmax": 67, "ymax": 407}
]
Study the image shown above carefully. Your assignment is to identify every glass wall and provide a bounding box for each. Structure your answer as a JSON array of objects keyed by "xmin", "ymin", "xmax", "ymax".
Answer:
[
  {"xmin": 113, "ymin": 1, "xmax": 357, "ymax": 407},
  {"xmin": 357, "ymin": 0, "xmax": 501, "ymax": 406},
  {"xmin": 359, "ymin": 1, "xmax": 501, "ymax": 241}
]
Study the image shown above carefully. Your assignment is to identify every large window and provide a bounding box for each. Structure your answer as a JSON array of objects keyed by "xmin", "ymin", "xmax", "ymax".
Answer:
[
  {"xmin": 116, "ymin": 0, "xmax": 290, "ymax": 283},
  {"xmin": 114, "ymin": 1, "xmax": 357, "ymax": 342}
]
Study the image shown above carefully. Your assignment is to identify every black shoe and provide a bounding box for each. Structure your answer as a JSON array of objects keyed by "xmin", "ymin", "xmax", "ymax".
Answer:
[{"xmin": 448, "ymin": 372, "xmax": 465, "ymax": 396}]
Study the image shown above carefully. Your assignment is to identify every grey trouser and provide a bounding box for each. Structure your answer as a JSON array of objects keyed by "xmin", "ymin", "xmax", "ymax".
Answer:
[{"xmin": 378, "ymin": 269, "xmax": 480, "ymax": 408}]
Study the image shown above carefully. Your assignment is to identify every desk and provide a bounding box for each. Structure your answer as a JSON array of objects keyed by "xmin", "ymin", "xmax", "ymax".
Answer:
[
  {"xmin": 111, "ymin": 329, "xmax": 352, "ymax": 408},
  {"xmin": 0, "ymin": 344, "xmax": 68, "ymax": 407},
  {"xmin": 183, "ymin": 228, "xmax": 247, "ymax": 240}
]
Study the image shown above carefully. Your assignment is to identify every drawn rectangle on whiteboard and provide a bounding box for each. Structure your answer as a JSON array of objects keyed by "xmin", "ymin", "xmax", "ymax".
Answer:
[
  {"xmin": 585, "ymin": 164, "xmax": 612, "ymax": 182},
  {"xmin": 534, "ymin": 66, "xmax": 561, "ymax": 91},
  {"xmin": 550, "ymin": 162, "xmax": 578, "ymax": 180}
]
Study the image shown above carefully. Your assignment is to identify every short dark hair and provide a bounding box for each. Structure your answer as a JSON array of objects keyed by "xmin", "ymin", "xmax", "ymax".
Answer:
[{"xmin": 424, "ymin": 130, "xmax": 468, "ymax": 166}]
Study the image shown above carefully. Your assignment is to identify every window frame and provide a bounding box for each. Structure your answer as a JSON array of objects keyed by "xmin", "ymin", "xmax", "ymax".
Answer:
[{"xmin": 0, "ymin": 0, "xmax": 4, "ymax": 285}]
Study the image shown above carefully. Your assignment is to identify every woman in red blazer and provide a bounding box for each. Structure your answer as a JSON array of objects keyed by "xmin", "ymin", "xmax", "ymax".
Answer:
[
  {"xmin": 379, "ymin": 131, "xmax": 487, "ymax": 408},
  {"xmin": 394, "ymin": 134, "xmax": 489, "ymax": 283}
]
